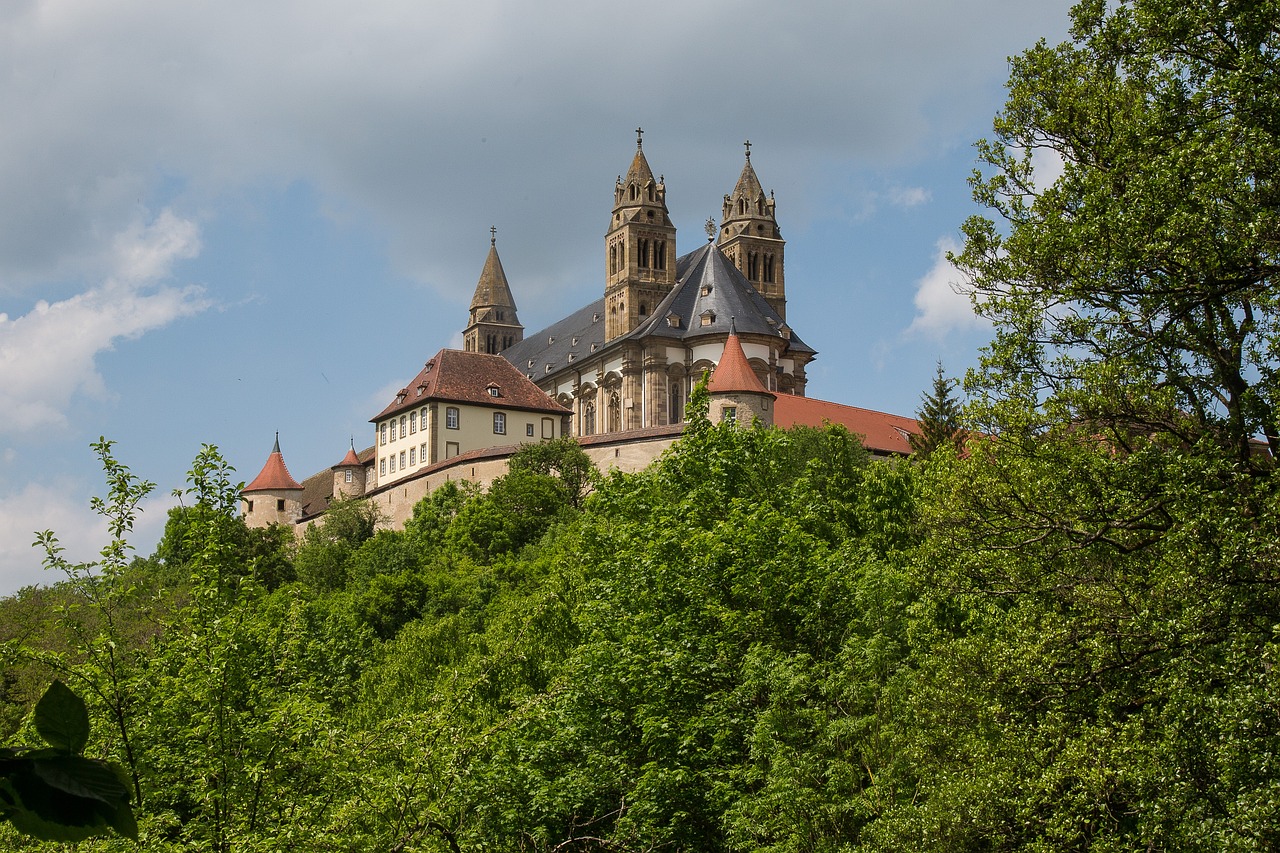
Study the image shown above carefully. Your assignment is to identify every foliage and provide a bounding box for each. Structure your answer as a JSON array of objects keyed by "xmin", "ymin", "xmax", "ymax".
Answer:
[
  {"xmin": 954, "ymin": 0, "xmax": 1280, "ymax": 464},
  {"xmin": 0, "ymin": 680, "xmax": 136, "ymax": 842},
  {"xmin": 293, "ymin": 495, "xmax": 384, "ymax": 591},
  {"xmin": 507, "ymin": 436, "xmax": 600, "ymax": 508},
  {"xmin": 909, "ymin": 361, "xmax": 965, "ymax": 457}
]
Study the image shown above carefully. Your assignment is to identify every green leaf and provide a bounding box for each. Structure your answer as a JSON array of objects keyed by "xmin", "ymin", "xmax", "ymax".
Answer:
[
  {"xmin": 32, "ymin": 756, "xmax": 129, "ymax": 804},
  {"xmin": 33, "ymin": 681, "xmax": 89, "ymax": 755}
]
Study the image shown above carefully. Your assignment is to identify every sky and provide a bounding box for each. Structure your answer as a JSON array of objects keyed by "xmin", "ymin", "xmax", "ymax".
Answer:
[{"xmin": 0, "ymin": 0, "xmax": 1075, "ymax": 592}]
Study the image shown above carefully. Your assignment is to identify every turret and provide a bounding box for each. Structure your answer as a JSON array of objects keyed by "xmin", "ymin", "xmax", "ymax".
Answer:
[
  {"xmin": 718, "ymin": 141, "xmax": 786, "ymax": 319},
  {"xmin": 707, "ymin": 322, "xmax": 775, "ymax": 427},
  {"xmin": 604, "ymin": 128, "xmax": 678, "ymax": 341},
  {"xmin": 242, "ymin": 433, "xmax": 304, "ymax": 528},
  {"xmin": 463, "ymin": 228, "xmax": 524, "ymax": 354},
  {"xmin": 331, "ymin": 439, "xmax": 366, "ymax": 499}
]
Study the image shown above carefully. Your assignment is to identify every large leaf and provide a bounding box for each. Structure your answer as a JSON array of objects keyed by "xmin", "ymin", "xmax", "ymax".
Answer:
[{"xmin": 33, "ymin": 681, "xmax": 89, "ymax": 755}]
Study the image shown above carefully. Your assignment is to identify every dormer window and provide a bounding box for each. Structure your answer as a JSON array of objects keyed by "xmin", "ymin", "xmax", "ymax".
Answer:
[
  {"xmin": 571, "ymin": 336, "xmax": 578, "ymax": 346},
  {"xmin": 548, "ymin": 336, "xmax": 555, "ymax": 344},
  {"xmin": 667, "ymin": 314, "xmax": 681, "ymax": 328},
  {"xmin": 700, "ymin": 311, "xmax": 716, "ymax": 327},
  {"xmin": 487, "ymin": 384, "xmax": 501, "ymax": 398},
  {"xmin": 701, "ymin": 285, "xmax": 712, "ymax": 297},
  {"xmin": 593, "ymin": 313, "xmax": 600, "ymax": 322}
]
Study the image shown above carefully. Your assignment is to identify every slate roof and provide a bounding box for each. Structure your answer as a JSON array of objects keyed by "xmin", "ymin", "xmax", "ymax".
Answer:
[
  {"xmin": 502, "ymin": 242, "xmax": 813, "ymax": 382},
  {"xmin": 372, "ymin": 349, "xmax": 571, "ymax": 422},
  {"xmin": 244, "ymin": 436, "xmax": 303, "ymax": 492},
  {"xmin": 774, "ymin": 396, "xmax": 919, "ymax": 456}
]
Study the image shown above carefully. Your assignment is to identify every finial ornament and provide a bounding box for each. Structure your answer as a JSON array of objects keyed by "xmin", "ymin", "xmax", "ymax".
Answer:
[
  {"xmin": 705, "ymin": 217, "xmax": 716, "ymax": 241},
  {"xmin": 490, "ymin": 225, "xmax": 497, "ymax": 246},
  {"xmin": 744, "ymin": 139, "xmax": 751, "ymax": 159},
  {"xmin": 636, "ymin": 127, "xmax": 644, "ymax": 148}
]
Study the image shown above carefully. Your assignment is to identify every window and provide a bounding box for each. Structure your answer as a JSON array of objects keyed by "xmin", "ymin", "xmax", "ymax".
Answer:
[
  {"xmin": 246, "ymin": 499, "xmax": 254, "ymax": 513},
  {"xmin": 409, "ymin": 446, "xmax": 415, "ymax": 465},
  {"xmin": 542, "ymin": 417, "xmax": 554, "ymax": 439},
  {"xmin": 400, "ymin": 415, "xmax": 407, "ymax": 438},
  {"xmin": 400, "ymin": 450, "xmax": 406, "ymax": 469},
  {"xmin": 420, "ymin": 441, "xmax": 427, "ymax": 461},
  {"xmin": 446, "ymin": 407, "xmax": 459, "ymax": 429},
  {"xmin": 722, "ymin": 406, "xmax": 738, "ymax": 424},
  {"xmin": 276, "ymin": 499, "xmax": 285, "ymax": 512},
  {"xmin": 526, "ymin": 423, "xmax": 535, "ymax": 437},
  {"xmin": 389, "ymin": 456, "xmax": 396, "ymax": 473},
  {"xmin": 344, "ymin": 470, "xmax": 353, "ymax": 484},
  {"xmin": 410, "ymin": 411, "xmax": 417, "ymax": 434},
  {"xmin": 670, "ymin": 384, "xmax": 683, "ymax": 424},
  {"xmin": 583, "ymin": 401, "xmax": 596, "ymax": 436},
  {"xmin": 380, "ymin": 458, "xmax": 386, "ymax": 476},
  {"xmin": 380, "ymin": 424, "xmax": 387, "ymax": 445},
  {"xmin": 493, "ymin": 412, "xmax": 506, "ymax": 435}
]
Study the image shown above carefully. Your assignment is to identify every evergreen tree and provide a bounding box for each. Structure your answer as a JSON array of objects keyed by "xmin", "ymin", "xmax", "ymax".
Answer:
[{"xmin": 909, "ymin": 361, "xmax": 965, "ymax": 456}]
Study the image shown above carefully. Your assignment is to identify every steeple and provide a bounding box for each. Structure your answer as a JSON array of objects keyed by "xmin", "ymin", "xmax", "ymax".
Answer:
[
  {"xmin": 242, "ymin": 433, "xmax": 304, "ymax": 528},
  {"xmin": 463, "ymin": 228, "xmax": 524, "ymax": 354},
  {"xmin": 605, "ymin": 128, "xmax": 677, "ymax": 341},
  {"xmin": 718, "ymin": 141, "xmax": 787, "ymax": 320}
]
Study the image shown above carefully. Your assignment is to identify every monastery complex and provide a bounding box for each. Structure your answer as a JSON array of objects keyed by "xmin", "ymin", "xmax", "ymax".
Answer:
[{"xmin": 242, "ymin": 134, "xmax": 921, "ymax": 532}]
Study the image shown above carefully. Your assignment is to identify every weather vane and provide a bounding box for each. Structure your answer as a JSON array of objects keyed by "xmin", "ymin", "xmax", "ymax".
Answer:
[{"xmin": 705, "ymin": 217, "xmax": 716, "ymax": 241}]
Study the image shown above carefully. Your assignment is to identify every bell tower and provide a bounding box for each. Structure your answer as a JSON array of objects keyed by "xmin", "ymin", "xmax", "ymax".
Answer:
[
  {"xmin": 464, "ymin": 228, "xmax": 524, "ymax": 354},
  {"xmin": 604, "ymin": 129, "xmax": 677, "ymax": 341},
  {"xmin": 718, "ymin": 141, "xmax": 786, "ymax": 320}
]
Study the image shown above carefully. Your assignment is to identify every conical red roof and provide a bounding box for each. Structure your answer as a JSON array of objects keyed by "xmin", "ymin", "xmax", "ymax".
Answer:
[
  {"xmin": 244, "ymin": 436, "xmax": 302, "ymax": 492},
  {"xmin": 708, "ymin": 330, "xmax": 773, "ymax": 396},
  {"xmin": 337, "ymin": 445, "xmax": 361, "ymax": 467}
]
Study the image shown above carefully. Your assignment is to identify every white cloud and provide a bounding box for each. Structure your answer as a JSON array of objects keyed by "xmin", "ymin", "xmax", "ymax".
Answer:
[
  {"xmin": 906, "ymin": 236, "xmax": 987, "ymax": 338},
  {"xmin": 0, "ymin": 210, "xmax": 208, "ymax": 434},
  {"xmin": 888, "ymin": 185, "xmax": 931, "ymax": 208},
  {"xmin": 1031, "ymin": 146, "xmax": 1067, "ymax": 190}
]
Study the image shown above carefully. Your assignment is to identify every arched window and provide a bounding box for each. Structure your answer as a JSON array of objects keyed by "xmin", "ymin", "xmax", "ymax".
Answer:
[
  {"xmin": 763, "ymin": 254, "xmax": 774, "ymax": 283},
  {"xmin": 747, "ymin": 252, "xmax": 760, "ymax": 281},
  {"xmin": 669, "ymin": 383, "xmax": 683, "ymax": 424},
  {"xmin": 608, "ymin": 392, "xmax": 622, "ymax": 432},
  {"xmin": 582, "ymin": 400, "xmax": 596, "ymax": 436},
  {"xmin": 638, "ymin": 238, "xmax": 649, "ymax": 269},
  {"xmin": 654, "ymin": 241, "xmax": 665, "ymax": 270}
]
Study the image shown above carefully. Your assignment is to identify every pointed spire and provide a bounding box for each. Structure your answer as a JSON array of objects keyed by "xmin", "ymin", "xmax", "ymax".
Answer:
[
  {"xmin": 338, "ymin": 436, "xmax": 361, "ymax": 468},
  {"xmin": 245, "ymin": 435, "xmax": 303, "ymax": 492},
  {"xmin": 469, "ymin": 229, "xmax": 519, "ymax": 314},
  {"xmin": 709, "ymin": 328, "xmax": 772, "ymax": 396}
]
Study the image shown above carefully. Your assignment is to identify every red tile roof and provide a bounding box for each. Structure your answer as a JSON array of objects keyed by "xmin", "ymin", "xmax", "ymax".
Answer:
[
  {"xmin": 244, "ymin": 439, "xmax": 303, "ymax": 492},
  {"xmin": 774, "ymin": 395, "xmax": 919, "ymax": 456},
  {"xmin": 708, "ymin": 332, "xmax": 773, "ymax": 396},
  {"xmin": 335, "ymin": 445, "xmax": 362, "ymax": 468},
  {"xmin": 372, "ymin": 349, "xmax": 572, "ymax": 422}
]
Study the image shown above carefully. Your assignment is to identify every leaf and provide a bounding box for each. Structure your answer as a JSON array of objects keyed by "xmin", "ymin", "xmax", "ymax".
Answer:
[
  {"xmin": 32, "ymin": 756, "xmax": 129, "ymax": 804},
  {"xmin": 33, "ymin": 681, "xmax": 89, "ymax": 755}
]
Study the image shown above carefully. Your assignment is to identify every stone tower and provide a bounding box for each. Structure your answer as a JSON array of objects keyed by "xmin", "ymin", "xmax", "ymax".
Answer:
[
  {"xmin": 718, "ymin": 142, "xmax": 786, "ymax": 320},
  {"xmin": 604, "ymin": 129, "xmax": 678, "ymax": 342},
  {"xmin": 464, "ymin": 229, "xmax": 524, "ymax": 354},
  {"xmin": 707, "ymin": 322, "xmax": 776, "ymax": 428},
  {"xmin": 331, "ymin": 439, "xmax": 365, "ymax": 500},
  {"xmin": 241, "ymin": 434, "xmax": 304, "ymax": 528}
]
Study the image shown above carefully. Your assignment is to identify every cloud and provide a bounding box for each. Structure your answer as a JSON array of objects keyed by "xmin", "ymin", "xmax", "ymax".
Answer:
[
  {"xmin": 0, "ymin": 210, "xmax": 208, "ymax": 434},
  {"xmin": 888, "ymin": 186, "xmax": 931, "ymax": 208},
  {"xmin": 1031, "ymin": 146, "xmax": 1067, "ymax": 189},
  {"xmin": 906, "ymin": 237, "xmax": 987, "ymax": 338}
]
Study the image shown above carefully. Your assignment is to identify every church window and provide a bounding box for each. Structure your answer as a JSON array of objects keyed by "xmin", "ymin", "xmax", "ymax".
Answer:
[
  {"xmin": 409, "ymin": 446, "xmax": 416, "ymax": 465},
  {"xmin": 747, "ymin": 251, "xmax": 760, "ymax": 281},
  {"xmin": 446, "ymin": 407, "xmax": 459, "ymax": 429},
  {"xmin": 654, "ymin": 241, "xmax": 666, "ymax": 270},
  {"xmin": 496, "ymin": 310, "xmax": 504, "ymax": 321},
  {"xmin": 493, "ymin": 412, "xmax": 506, "ymax": 435},
  {"xmin": 380, "ymin": 424, "xmax": 387, "ymax": 445},
  {"xmin": 669, "ymin": 385, "xmax": 683, "ymax": 424},
  {"xmin": 647, "ymin": 184, "xmax": 654, "ymax": 202},
  {"xmin": 638, "ymin": 239, "xmax": 649, "ymax": 269},
  {"xmin": 610, "ymin": 244, "xmax": 617, "ymax": 274},
  {"xmin": 722, "ymin": 406, "xmax": 738, "ymax": 424},
  {"xmin": 629, "ymin": 183, "xmax": 638, "ymax": 200},
  {"xmin": 400, "ymin": 450, "xmax": 406, "ymax": 469},
  {"xmin": 583, "ymin": 401, "xmax": 596, "ymax": 436},
  {"xmin": 608, "ymin": 393, "xmax": 621, "ymax": 432},
  {"xmin": 738, "ymin": 199, "xmax": 746, "ymax": 215},
  {"xmin": 526, "ymin": 423, "xmax": 535, "ymax": 437},
  {"xmin": 639, "ymin": 304, "xmax": 647, "ymax": 316},
  {"xmin": 410, "ymin": 411, "xmax": 417, "ymax": 434},
  {"xmin": 763, "ymin": 254, "xmax": 775, "ymax": 283}
]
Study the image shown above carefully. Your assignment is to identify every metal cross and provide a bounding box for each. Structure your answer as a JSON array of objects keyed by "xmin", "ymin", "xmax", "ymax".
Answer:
[
  {"xmin": 744, "ymin": 139, "xmax": 752, "ymax": 159},
  {"xmin": 636, "ymin": 127, "xmax": 644, "ymax": 147},
  {"xmin": 490, "ymin": 225, "xmax": 497, "ymax": 245}
]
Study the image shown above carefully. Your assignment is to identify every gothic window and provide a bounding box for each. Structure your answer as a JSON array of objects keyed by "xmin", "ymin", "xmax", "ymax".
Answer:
[
  {"xmin": 496, "ymin": 310, "xmax": 504, "ymax": 321},
  {"xmin": 654, "ymin": 241, "xmax": 665, "ymax": 270},
  {"xmin": 608, "ymin": 392, "xmax": 621, "ymax": 433},
  {"xmin": 629, "ymin": 183, "xmax": 638, "ymax": 200},
  {"xmin": 639, "ymin": 304, "xmax": 647, "ymax": 316},
  {"xmin": 738, "ymin": 198, "xmax": 746, "ymax": 215},
  {"xmin": 638, "ymin": 238, "xmax": 649, "ymax": 269},
  {"xmin": 582, "ymin": 400, "xmax": 596, "ymax": 436},
  {"xmin": 763, "ymin": 254, "xmax": 775, "ymax": 283},
  {"xmin": 610, "ymin": 244, "xmax": 617, "ymax": 274}
]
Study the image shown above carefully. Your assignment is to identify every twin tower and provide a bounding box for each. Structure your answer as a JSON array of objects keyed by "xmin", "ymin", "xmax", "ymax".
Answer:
[{"xmin": 463, "ymin": 131, "xmax": 787, "ymax": 355}]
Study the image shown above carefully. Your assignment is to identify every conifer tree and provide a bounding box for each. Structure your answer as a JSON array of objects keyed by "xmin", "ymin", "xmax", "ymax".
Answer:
[{"xmin": 910, "ymin": 361, "xmax": 965, "ymax": 456}]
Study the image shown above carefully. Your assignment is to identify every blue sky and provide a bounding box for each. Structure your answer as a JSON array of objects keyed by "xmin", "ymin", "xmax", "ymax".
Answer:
[{"xmin": 0, "ymin": 0, "xmax": 1073, "ymax": 591}]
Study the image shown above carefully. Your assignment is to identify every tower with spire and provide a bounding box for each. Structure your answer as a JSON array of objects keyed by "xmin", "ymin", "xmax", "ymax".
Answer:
[
  {"xmin": 718, "ymin": 141, "xmax": 786, "ymax": 320},
  {"xmin": 463, "ymin": 228, "xmax": 524, "ymax": 354},
  {"xmin": 604, "ymin": 128, "xmax": 678, "ymax": 341},
  {"xmin": 241, "ymin": 434, "xmax": 304, "ymax": 529}
]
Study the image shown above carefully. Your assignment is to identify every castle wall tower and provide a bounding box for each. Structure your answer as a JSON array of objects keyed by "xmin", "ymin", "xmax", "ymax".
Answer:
[
  {"xmin": 605, "ymin": 129, "xmax": 678, "ymax": 342},
  {"xmin": 718, "ymin": 142, "xmax": 786, "ymax": 320},
  {"xmin": 463, "ymin": 230, "xmax": 524, "ymax": 354},
  {"xmin": 331, "ymin": 440, "xmax": 366, "ymax": 500},
  {"xmin": 241, "ymin": 434, "xmax": 304, "ymax": 528},
  {"xmin": 707, "ymin": 323, "xmax": 776, "ymax": 428}
]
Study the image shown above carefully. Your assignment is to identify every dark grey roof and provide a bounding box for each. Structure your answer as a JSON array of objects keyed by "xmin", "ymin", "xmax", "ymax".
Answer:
[
  {"xmin": 501, "ymin": 242, "xmax": 813, "ymax": 381},
  {"xmin": 501, "ymin": 298, "xmax": 609, "ymax": 383}
]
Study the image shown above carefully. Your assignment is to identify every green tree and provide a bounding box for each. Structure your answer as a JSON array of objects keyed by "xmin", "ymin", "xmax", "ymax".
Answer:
[
  {"xmin": 507, "ymin": 436, "xmax": 600, "ymax": 508},
  {"xmin": 954, "ymin": 0, "xmax": 1280, "ymax": 463},
  {"xmin": 293, "ymin": 496, "xmax": 383, "ymax": 591},
  {"xmin": 909, "ymin": 362, "xmax": 965, "ymax": 457}
]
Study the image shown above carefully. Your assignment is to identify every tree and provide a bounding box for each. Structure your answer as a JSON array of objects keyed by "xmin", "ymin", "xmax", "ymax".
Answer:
[
  {"xmin": 506, "ymin": 437, "xmax": 600, "ymax": 508},
  {"xmin": 909, "ymin": 362, "xmax": 966, "ymax": 457},
  {"xmin": 954, "ymin": 0, "xmax": 1280, "ymax": 464}
]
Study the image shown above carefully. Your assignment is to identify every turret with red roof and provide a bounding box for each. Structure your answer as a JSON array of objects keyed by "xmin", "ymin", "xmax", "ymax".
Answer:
[
  {"xmin": 707, "ymin": 321, "xmax": 776, "ymax": 428},
  {"xmin": 241, "ymin": 433, "xmax": 304, "ymax": 528}
]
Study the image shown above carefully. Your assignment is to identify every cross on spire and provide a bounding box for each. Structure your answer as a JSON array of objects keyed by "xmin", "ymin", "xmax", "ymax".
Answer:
[
  {"xmin": 636, "ymin": 127, "xmax": 644, "ymax": 148},
  {"xmin": 744, "ymin": 139, "xmax": 752, "ymax": 159},
  {"xmin": 490, "ymin": 225, "xmax": 497, "ymax": 245}
]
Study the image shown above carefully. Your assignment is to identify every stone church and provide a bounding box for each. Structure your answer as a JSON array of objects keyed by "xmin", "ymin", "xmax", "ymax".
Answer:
[{"xmin": 241, "ymin": 133, "xmax": 920, "ymax": 532}]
